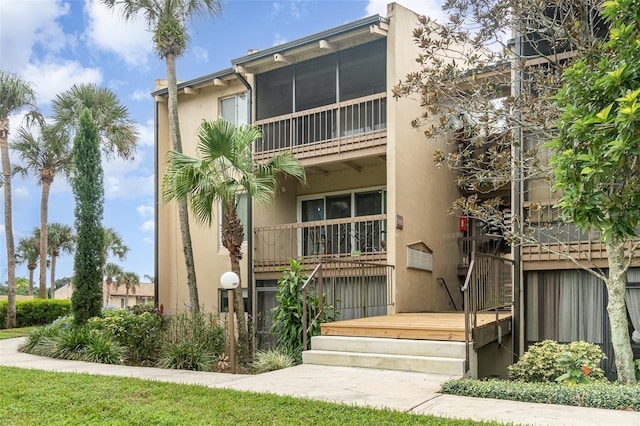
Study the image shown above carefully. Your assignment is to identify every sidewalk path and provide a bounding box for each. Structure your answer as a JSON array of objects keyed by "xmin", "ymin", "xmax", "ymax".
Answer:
[{"xmin": 2, "ymin": 338, "xmax": 638, "ymax": 425}]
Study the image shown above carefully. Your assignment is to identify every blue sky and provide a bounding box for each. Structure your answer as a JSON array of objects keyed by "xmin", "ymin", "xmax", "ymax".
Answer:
[{"xmin": 0, "ymin": 0, "xmax": 446, "ymax": 283}]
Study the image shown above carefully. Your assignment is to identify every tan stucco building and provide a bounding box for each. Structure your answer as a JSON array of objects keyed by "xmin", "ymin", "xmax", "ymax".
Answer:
[{"xmin": 154, "ymin": 3, "xmax": 464, "ymax": 339}]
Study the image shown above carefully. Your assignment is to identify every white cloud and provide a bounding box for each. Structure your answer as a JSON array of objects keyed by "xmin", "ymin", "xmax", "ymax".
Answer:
[
  {"xmin": 0, "ymin": 0, "xmax": 72, "ymax": 73},
  {"xmin": 13, "ymin": 187, "xmax": 30, "ymax": 200},
  {"xmin": 102, "ymin": 152, "xmax": 154, "ymax": 200},
  {"xmin": 191, "ymin": 46, "xmax": 209, "ymax": 64},
  {"xmin": 84, "ymin": 0, "xmax": 153, "ymax": 68},
  {"xmin": 137, "ymin": 204, "xmax": 153, "ymax": 218},
  {"xmin": 140, "ymin": 219, "xmax": 154, "ymax": 232},
  {"xmin": 365, "ymin": 1, "xmax": 448, "ymax": 24},
  {"xmin": 21, "ymin": 60, "xmax": 103, "ymax": 105},
  {"xmin": 130, "ymin": 89, "xmax": 150, "ymax": 101},
  {"xmin": 143, "ymin": 237, "xmax": 153, "ymax": 245},
  {"xmin": 136, "ymin": 119, "xmax": 155, "ymax": 147}
]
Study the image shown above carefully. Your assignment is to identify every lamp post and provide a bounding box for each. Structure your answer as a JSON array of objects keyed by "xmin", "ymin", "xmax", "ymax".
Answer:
[{"xmin": 220, "ymin": 271, "xmax": 240, "ymax": 374}]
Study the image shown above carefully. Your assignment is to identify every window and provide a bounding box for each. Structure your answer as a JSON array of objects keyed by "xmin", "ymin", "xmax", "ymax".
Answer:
[
  {"xmin": 120, "ymin": 298, "xmax": 125, "ymax": 309},
  {"xmin": 220, "ymin": 93, "xmax": 248, "ymax": 125},
  {"xmin": 299, "ymin": 188, "xmax": 386, "ymax": 256},
  {"xmin": 219, "ymin": 288, "xmax": 249, "ymax": 313},
  {"xmin": 220, "ymin": 193, "xmax": 249, "ymax": 245}
]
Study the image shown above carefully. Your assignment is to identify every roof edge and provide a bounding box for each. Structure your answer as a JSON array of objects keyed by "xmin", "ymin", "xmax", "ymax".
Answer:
[
  {"xmin": 231, "ymin": 15, "xmax": 388, "ymax": 66},
  {"xmin": 151, "ymin": 67, "xmax": 235, "ymax": 97}
]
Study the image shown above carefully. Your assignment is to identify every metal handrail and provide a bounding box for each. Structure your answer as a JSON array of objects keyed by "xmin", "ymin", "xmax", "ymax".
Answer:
[{"xmin": 462, "ymin": 252, "xmax": 514, "ymax": 373}]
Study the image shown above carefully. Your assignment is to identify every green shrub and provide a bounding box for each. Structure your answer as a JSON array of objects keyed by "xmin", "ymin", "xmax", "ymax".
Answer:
[
  {"xmin": 83, "ymin": 331, "xmax": 124, "ymax": 364},
  {"xmin": 252, "ymin": 348, "xmax": 295, "ymax": 373},
  {"xmin": 0, "ymin": 299, "xmax": 71, "ymax": 329},
  {"xmin": 157, "ymin": 342, "xmax": 215, "ymax": 371},
  {"xmin": 19, "ymin": 316, "xmax": 75, "ymax": 355},
  {"xmin": 88, "ymin": 309, "xmax": 163, "ymax": 365},
  {"xmin": 47, "ymin": 325, "xmax": 92, "ymax": 360},
  {"xmin": 161, "ymin": 311, "xmax": 224, "ymax": 357},
  {"xmin": 271, "ymin": 259, "xmax": 338, "ymax": 362},
  {"xmin": 508, "ymin": 340, "xmax": 606, "ymax": 383},
  {"xmin": 441, "ymin": 378, "xmax": 640, "ymax": 411}
]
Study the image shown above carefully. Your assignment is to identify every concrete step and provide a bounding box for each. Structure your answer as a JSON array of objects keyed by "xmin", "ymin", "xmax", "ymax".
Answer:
[
  {"xmin": 302, "ymin": 349, "xmax": 466, "ymax": 375},
  {"xmin": 310, "ymin": 335, "xmax": 466, "ymax": 358}
]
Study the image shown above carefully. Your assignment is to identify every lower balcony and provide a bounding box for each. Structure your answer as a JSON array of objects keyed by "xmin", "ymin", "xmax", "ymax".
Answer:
[{"xmin": 254, "ymin": 215, "xmax": 387, "ymax": 272}]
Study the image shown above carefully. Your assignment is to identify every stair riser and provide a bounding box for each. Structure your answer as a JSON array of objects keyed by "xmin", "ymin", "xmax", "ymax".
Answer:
[
  {"xmin": 310, "ymin": 336, "xmax": 466, "ymax": 358},
  {"xmin": 302, "ymin": 351, "xmax": 465, "ymax": 376}
]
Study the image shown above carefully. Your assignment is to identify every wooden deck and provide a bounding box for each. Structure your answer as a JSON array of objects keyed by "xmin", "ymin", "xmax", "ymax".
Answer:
[{"xmin": 321, "ymin": 312, "xmax": 512, "ymax": 344}]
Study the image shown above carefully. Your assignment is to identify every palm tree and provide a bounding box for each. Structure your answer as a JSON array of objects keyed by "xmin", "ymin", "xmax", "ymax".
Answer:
[
  {"xmin": 52, "ymin": 83, "xmax": 137, "ymax": 160},
  {"xmin": 118, "ymin": 271, "xmax": 140, "ymax": 307},
  {"xmin": 163, "ymin": 118, "xmax": 306, "ymax": 355},
  {"xmin": 104, "ymin": 262, "xmax": 123, "ymax": 306},
  {"xmin": 0, "ymin": 70, "xmax": 41, "ymax": 328},
  {"xmin": 13, "ymin": 123, "xmax": 73, "ymax": 298},
  {"xmin": 102, "ymin": 0, "xmax": 223, "ymax": 311},
  {"xmin": 46, "ymin": 223, "xmax": 75, "ymax": 299},
  {"xmin": 15, "ymin": 234, "xmax": 39, "ymax": 296},
  {"xmin": 101, "ymin": 227, "xmax": 129, "ymax": 283}
]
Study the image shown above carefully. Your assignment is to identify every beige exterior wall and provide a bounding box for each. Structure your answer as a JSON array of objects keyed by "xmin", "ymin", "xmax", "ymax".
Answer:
[
  {"xmin": 156, "ymin": 79, "xmax": 250, "ymax": 313},
  {"xmin": 385, "ymin": 3, "xmax": 462, "ymax": 312},
  {"xmin": 156, "ymin": 2, "xmax": 466, "ymax": 316}
]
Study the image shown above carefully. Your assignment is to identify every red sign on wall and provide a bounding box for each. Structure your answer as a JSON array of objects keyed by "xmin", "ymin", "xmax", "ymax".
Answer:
[{"xmin": 459, "ymin": 216, "xmax": 468, "ymax": 232}]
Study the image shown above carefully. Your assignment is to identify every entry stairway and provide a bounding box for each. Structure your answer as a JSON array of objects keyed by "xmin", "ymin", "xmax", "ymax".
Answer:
[{"xmin": 302, "ymin": 335, "xmax": 467, "ymax": 376}]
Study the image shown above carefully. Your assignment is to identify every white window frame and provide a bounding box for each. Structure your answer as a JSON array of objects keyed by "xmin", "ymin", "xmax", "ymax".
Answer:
[{"xmin": 220, "ymin": 93, "xmax": 248, "ymax": 126}]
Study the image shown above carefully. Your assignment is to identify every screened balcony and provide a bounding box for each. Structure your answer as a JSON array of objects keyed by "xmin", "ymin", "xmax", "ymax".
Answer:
[
  {"xmin": 253, "ymin": 38, "xmax": 387, "ymax": 162},
  {"xmin": 254, "ymin": 93, "xmax": 386, "ymax": 161},
  {"xmin": 253, "ymin": 214, "xmax": 387, "ymax": 272}
]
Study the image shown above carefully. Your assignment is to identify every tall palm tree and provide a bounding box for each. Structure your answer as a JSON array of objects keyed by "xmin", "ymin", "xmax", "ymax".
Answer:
[
  {"xmin": 0, "ymin": 70, "xmax": 41, "ymax": 328},
  {"xmin": 118, "ymin": 271, "xmax": 140, "ymax": 307},
  {"xmin": 104, "ymin": 262, "xmax": 123, "ymax": 306},
  {"xmin": 163, "ymin": 118, "xmax": 306, "ymax": 355},
  {"xmin": 13, "ymin": 123, "xmax": 73, "ymax": 298},
  {"xmin": 52, "ymin": 83, "xmax": 138, "ymax": 160},
  {"xmin": 101, "ymin": 227, "xmax": 129, "ymax": 283},
  {"xmin": 46, "ymin": 223, "xmax": 75, "ymax": 299},
  {"xmin": 102, "ymin": 0, "xmax": 223, "ymax": 311},
  {"xmin": 15, "ymin": 234, "xmax": 39, "ymax": 296}
]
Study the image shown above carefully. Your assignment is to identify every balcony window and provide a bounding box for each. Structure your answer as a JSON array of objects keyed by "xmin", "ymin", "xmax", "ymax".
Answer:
[
  {"xmin": 339, "ymin": 38, "xmax": 386, "ymax": 101},
  {"xmin": 300, "ymin": 189, "xmax": 386, "ymax": 256},
  {"xmin": 256, "ymin": 66, "xmax": 293, "ymax": 120}
]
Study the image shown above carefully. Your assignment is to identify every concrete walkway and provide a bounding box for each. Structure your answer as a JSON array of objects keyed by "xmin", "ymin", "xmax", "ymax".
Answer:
[{"xmin": 1, "ymin": 337, "xmax": 638, "ymax": 425}]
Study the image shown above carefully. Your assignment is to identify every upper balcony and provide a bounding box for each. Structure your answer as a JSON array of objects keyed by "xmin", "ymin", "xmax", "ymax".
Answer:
[{"xmin": 253, "ymin": 93, "xmax": 387, "ymax": 163}]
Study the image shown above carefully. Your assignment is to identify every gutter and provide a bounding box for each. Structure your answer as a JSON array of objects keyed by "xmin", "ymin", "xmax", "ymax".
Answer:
[
  {"xmin": 153, "ymin": 97, "xmax": 159, "ymax": 308},
  {"xmin": 235, "ymin": 72, "xmax": 254, "ymax": 321}
]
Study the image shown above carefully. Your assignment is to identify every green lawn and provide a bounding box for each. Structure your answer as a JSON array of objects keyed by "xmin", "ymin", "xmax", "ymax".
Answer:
[
  {"xmin": 0, "ymin": 327, "xmax": 33, "ymax": 340},
  {"xmin": 0, "ymin": 367, "xmax": 503, "ymax": 425}
]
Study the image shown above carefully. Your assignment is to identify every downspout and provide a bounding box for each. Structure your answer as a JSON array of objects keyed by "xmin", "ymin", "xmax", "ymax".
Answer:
[
  {"xmin": 153, "ymin": 98, "xmax": 160, "ymax": 308},
  {"xmin": 512, "ymin": 27, "xmax": 523, "ymax": 362},
  {"xmin": 235, "ymin": 71, "xmax": 253, "ymax": 321}
]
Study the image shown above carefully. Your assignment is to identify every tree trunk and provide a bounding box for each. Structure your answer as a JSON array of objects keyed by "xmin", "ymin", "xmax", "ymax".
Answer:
[
  {"xmin": 125, "ymin": 286, "xmax": 130, "ymax": 307},
  {"xmin": 604, "ymin": 239, "xmax": 636, "ymax": 384},
  {"xmin": 39, "ymin": 179, "xmax": 51, "ymax": 298},
  {"xmin": 50, "ymin": 254, "xmax": 57, "ymax": 299},
  {"xmin": 222, "ymin": 203, "xmax": 249, "ymax": 361},
  {"xmin": 28, "ymin": 267, "xmax": 34, "ymax": 296},
  {"xmin": 165, "ymin": 52, "xmax": 199, "ymax": 311},
  {"xmin": 1, "ymin": 125, "xmax": 17, "ymax": 328}
]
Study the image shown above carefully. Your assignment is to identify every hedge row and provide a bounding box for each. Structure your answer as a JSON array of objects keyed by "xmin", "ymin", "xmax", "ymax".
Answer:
[
  {"xmin": 0, "ymin": 299, "xmax": 71, "ymax": 329},
  {"xmin": 440, "ymin": 378, "xmax": 640, "ymax": 411}
]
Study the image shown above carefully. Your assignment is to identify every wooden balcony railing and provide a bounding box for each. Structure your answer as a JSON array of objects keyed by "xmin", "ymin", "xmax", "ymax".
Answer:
[
  {"xmin": 254, "ymin": 215, "xmax": 387, "ymax": 271},
  {"xmin": 522, "ymin": 201, "xmax": 607, "ymax": 262},
  {"xmin": 253, "ymin": 93, "xmax": 387, "ymax": 161}
]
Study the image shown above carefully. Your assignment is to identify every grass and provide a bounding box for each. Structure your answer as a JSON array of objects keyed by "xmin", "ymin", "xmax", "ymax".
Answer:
[
  {"xmin": 0, "ymin": 327, "xmax": 33, "ymax": 340},
  {"xmin": 0, "ymin": 367, "xmax": 502, "ymax": 425}
]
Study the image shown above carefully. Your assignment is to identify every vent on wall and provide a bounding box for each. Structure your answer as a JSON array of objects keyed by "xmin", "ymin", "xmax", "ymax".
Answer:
[{"xmin": 407, "ymin": 241, "xmax": 433, "ymax": 271}]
